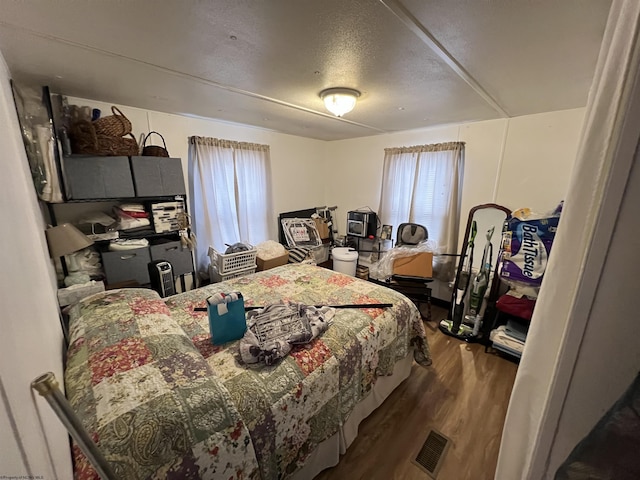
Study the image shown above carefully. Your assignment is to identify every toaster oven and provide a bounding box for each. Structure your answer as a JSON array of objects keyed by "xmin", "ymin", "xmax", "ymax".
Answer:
[{"xmin": 347, "ymin": 211, "xmax": 377, "ymax": 238}]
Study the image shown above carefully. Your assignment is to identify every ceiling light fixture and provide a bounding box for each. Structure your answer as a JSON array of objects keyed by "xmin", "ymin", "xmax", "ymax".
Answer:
[{"xmin": 320, "ymin": 88, "xmax": 361, "ymax": 117}]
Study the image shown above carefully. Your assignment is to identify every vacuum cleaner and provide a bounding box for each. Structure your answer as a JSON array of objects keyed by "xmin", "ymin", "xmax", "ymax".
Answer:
[
  {"xmin": 468, "ymin": 226, "xmax": 494, "ymax": 336},
  {"xmin": 439, "ymin": 224, "xmax": 494, "ymax": 341}
]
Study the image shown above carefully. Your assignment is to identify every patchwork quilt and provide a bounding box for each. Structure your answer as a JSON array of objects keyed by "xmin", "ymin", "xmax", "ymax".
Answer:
[{"xmin": 65, "ymin": 264, "xmax": 431, "ymax": 479}]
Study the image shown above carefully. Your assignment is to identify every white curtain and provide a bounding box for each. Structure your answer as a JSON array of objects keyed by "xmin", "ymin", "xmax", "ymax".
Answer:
[
  {"xmin": 234, "ymin": 143, "xmax": 273, "ymax": 244},
  {"xmin": 188, "ymin": 137, "xmax": 271, "ymax": 275},
  {"xmin": 496, "ymin": 1, "xmax": 640, "ymax": 478},
  {"xmin": 378, "ymin": 142, "xmax": 464, "ymax": 279}
]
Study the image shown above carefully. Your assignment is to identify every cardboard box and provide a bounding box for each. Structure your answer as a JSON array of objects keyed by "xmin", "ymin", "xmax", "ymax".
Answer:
[
  {"xmin": 314, "ymin": 218, "xmax": 330, "ymax": 239},
  {"xmin": 393, "ymin": 252, "xmax": 433, "ymax": 278},
  {"xmin": 256, "ymin": 252, "xmax": 289, "ymax": 271}
]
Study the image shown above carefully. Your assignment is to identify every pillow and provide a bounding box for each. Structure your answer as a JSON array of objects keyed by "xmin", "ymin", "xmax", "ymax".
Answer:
[{"xmin": 287, "ymin": 246, "xmax": 312, "ymax": 263}]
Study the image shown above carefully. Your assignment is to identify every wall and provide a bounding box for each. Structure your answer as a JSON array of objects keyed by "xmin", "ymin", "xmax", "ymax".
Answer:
[
  {"xmin": 326, "ymin": 108, "xmax": 584, "ymax": 239},
  {"xmin": 66, "ymin": 98, "xmax": 584, "ymax": 252},
  {"xmin": 59, "ymin": 98, "xmax": 584, "ymax": 300},
  {"xmin": 0, "ymin": 54, "xmax": 72, "ymax": 477},
  {"xmin": 325, "ymin": 108, "xmax": 585, "ymax": 298}
]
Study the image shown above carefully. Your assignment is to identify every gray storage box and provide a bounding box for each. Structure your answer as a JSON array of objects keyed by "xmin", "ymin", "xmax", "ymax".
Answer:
[
  {"xmin": 150, "ymin": 241, "xmax": 193, "ymax": 276},
  {"xmin": 63, "ymin": 156, "xmax": 135, "ymax": 199},
  {"xmin": 130, "ymin": 156, "xmax": 186, "ymax": 196},
  {"xmin": 102, "ymin": 247, "xmax": 151, "ymax": 285}
]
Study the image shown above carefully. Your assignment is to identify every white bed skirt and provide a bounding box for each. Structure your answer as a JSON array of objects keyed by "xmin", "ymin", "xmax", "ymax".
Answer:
[{"xmin": 291, "ymin": 352, "xmax": 414, "ymax": 480}]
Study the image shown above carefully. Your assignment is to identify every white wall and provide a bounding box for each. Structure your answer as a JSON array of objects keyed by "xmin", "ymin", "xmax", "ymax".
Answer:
[
  {"xmin": 326, "ymin": 108, "xmax": 584, "ymax": 240},
  {"xmin": 496, "ymin": 110, "xmax": 586, "ymax": 211},
  {"xmin": 0, "ymin": 54, "xmax": 72, "ymax": 478},
  {"xmin": 325, "ymin": 108, "xmax": 584, "ymax": 299},
  {"xmin": 65, "ymin": 96, "xmax": 584, "ymax": 261}
]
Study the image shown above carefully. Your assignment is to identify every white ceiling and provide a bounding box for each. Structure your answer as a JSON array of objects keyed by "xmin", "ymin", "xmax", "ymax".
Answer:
[{"xmin": 0, "ymin": 0, "xmax": 611, "ymax": 141}]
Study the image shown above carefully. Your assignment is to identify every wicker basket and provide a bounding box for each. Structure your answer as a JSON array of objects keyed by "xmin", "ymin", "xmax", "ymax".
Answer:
[
  {"xmin": 70, "ymin": 120, "xmax": 139, "ymax": 156},
  {"xmin": 93, "ymin": 106, "xmax": 132, "ymax": 137},
  {"xmin": 141, "ymin": 131, "xmax": 169, "ymax": 157}
]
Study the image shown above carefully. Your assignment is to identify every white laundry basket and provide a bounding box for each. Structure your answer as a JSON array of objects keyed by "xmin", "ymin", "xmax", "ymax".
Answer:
[{"xmin": 332, "ymin": 247, "xmax": 358, "ymax": 276}]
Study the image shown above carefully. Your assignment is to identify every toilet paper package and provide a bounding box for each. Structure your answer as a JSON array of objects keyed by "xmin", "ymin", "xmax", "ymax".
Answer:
[{"xmin": 498, "ymin": 214, "xmax": 560, "ymax": 288}]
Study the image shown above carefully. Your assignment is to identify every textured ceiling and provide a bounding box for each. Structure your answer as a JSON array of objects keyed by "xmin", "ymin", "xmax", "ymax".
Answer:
[{"xmin": 0, "ymin": 0, "xmax": 611, "ymax": 140}]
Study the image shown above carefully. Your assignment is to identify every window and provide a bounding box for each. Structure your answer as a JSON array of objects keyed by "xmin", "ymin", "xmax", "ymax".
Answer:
[
  {"xmin": 378, "ymin": 142, "xmax": 464, "ymax": 278},
  {"xmin": 188, "ymin": 137, "xmax": 272, "ymax": 274}
]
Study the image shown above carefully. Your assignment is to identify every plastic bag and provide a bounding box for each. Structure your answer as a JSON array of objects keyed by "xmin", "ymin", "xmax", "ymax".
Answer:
[
  {"xmin": 369, "ymin": 239, "xmax": 437, "ymax": 279},
  {"xmin": 256, "ymin": 240, "xmax": 287, "ymax": 260},
  {"xmin": 70, "ymin": 247, "xmax": 104, "ymax": 276}
]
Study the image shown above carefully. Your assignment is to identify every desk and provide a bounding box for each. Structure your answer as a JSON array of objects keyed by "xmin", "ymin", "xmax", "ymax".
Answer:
[{"xmin": 369, "ymin": 276, "xmax": 432, "ymax": 322}]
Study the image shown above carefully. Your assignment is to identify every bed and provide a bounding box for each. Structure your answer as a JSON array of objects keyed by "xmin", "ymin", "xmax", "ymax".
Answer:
[{"xmin": 64, "ymin": 264, "xmax": 431, "ymax": 479}]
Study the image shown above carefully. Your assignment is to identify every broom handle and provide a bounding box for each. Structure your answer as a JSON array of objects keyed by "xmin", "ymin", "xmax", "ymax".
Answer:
[
  {"xmin": 193, "ymin": 303, "xmax": 393, "ymax": 312},
  {"xmin": 245, "ymin": 303, "xmax": 393, "ymax": 311}
]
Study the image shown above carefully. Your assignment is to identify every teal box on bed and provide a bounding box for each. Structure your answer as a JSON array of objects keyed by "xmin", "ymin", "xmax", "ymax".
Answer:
[{"xmin": 207, "ymin": 292, "xmax": 247, "ymax": 345}]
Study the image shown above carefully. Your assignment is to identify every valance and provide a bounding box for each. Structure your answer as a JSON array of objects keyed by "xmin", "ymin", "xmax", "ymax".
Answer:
[
  {"xmin": 188, "ymin": 136, "xmax": 270, "ymax": 152},
  {"xmin": 384, "ymin": 141, "xmax": 464, "ymax": 155}
]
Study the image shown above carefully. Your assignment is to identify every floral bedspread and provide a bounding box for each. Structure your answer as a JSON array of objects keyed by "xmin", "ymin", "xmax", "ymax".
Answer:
[
  {"xmin": 65, "ymin": 289, "xmax": 260, "ymax": 479},
  {"xmin": 65, "ymin": 264, "xmax": 430, "ymax": 480}
]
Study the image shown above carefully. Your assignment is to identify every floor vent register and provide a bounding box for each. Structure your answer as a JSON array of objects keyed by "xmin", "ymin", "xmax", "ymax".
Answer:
[{"xmin": 412, "ymin": 429, "xmax": 451, "ymax": 478}]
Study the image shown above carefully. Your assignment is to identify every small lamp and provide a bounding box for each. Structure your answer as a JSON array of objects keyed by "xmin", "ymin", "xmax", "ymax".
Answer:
[
  {"xmin": 45, "ymin": 223, "xmax": 94, "ymax": 287},
  {"xmin": 320, "ymin": 88, "xmax": 361, "ymax": 117}
]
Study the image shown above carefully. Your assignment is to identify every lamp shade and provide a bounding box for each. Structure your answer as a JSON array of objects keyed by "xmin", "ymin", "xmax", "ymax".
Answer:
[
  {"xmin": 45, "ymin": 223, "xmax": 94, "ymax": 258},
  {"xmin": 320, "ymin": 88, "xmax": 360, "ymax": 117}
]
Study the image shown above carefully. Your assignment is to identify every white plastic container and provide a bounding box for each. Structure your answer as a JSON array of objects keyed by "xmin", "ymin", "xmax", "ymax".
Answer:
[{"xmin": 332, "ymin": 247, "xmax": 358, "ymax": 276}]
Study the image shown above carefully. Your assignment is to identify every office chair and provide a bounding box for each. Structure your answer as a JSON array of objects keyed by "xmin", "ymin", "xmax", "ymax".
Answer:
[{"xmin": 396, "ymin": 223, "xmax": 428, "ymax": 246}]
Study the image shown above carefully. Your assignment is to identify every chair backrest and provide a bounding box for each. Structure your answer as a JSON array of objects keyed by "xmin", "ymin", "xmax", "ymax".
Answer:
[{"xmin": 396, "ymin": 223, "xmax": 428, "ymax": 246}]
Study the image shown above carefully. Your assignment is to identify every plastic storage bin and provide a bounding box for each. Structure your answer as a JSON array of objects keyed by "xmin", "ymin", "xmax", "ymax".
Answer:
[
  {"xmin": 102, "ymin": 247, "xmax": 151, "ymax": 285},
  {"xmin": 312, "ymin": 244, "xmax": 330, "ymax": 264},
  {"xmin": 208, "ymin": 246, "xmax": 257, "ymax": 274},
  {"xmin": 332, "ymin": 247, "xmax": 358, "ymax": 276},
  {"xmin": 209, "ymin": 265, "xmax": 257, "ymax": 283}
]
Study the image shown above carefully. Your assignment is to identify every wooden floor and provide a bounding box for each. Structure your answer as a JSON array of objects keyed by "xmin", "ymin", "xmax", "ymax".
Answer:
[{"xmin": 315, "ymin": 305, "xmax": 519, "ymax": 480}]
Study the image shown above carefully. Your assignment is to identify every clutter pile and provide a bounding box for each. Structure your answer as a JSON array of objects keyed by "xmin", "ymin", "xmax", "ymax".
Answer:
[
  {"xmin": 114, "ymin": 203, "xmax": 152, "ymax": 234},
  {"xmin": 489, "ymin": 204, "xmax": 562, "ymax": 358},
  {"xmin": 239, "ymin": 302, "xmax": 335, "ymax": 366},
  {"xmin": 281, "ymin": 217, "xmax": 329, "ymax": 265},
  {"xmin": 489, "ymin": 293, "xmax": 536, "ymax": 357}
]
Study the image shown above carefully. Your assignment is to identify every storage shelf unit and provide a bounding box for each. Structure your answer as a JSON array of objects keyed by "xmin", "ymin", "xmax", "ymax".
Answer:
[
  {"xmin": 40, "ymin": 89, "xmax": 195, "ymax": 293},
  {"xmin": 47, "ymin": 154, "xmax": 195, "ymax": 292},
  {"xmin": 346, "ymin": 235, "xmax": 392, "ymax": 266}
]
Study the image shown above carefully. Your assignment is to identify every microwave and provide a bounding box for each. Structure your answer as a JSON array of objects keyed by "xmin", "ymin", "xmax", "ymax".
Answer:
[{"xmin": 347, "ymin": 211, "xmax": 378, "ymax": 238}]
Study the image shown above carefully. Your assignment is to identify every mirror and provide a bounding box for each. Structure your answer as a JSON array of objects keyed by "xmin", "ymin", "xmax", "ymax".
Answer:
[{"xmin": 441, "ymin": 203, "xmax": 511, "ymax": 340}]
